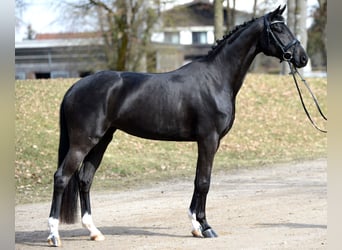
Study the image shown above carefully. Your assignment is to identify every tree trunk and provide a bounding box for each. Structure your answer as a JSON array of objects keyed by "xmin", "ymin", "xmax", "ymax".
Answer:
[
  {"xmin": 253, "ymin": 0, "xmax": 257, "ymax": 16},
  {"xmin": 282, "ymin": 0, "xmax": 296, "ymax": 74},
  {"xmin": 232, "ymin": 0, "xmax": 236, "ymax": 28},
  {"xmin": 296, "ymin": 0, "xmax": 307, "ymax": 49},
  {"xmin": 321, "ymin": 1, "xmax": 327, "ymax": 68},
  {"xmin": 250, "ymin": 0, "xmax": 259, "ymax": 72},
  {"xmin": 214, "ymin": 0, "xmax": 224, "ymax": 40},
  {"xmin": 226, "ymin": 0, "xmax": 230, "ymax": 32},
  {"xmin": 295, "ymin": 0, "xmax": 307, "ymax": 74}
]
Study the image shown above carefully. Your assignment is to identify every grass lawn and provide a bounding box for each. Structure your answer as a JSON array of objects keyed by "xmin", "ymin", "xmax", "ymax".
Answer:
[{"xmin": 15, "ymin": 73, "xmax": 327, "ymax": 204}]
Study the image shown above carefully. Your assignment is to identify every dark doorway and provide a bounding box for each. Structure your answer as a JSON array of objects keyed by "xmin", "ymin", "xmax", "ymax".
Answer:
[
  {"xmin": 79, "ymin": 71, "xmax": 93, "ymax": 78},
  {"xmin": 35, "ymin": 72, "xmax": 51, "ymax": 79}
]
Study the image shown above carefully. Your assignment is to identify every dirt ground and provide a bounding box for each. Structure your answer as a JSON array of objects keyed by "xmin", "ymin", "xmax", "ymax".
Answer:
[{"xmin": 15, "ymin": 159, "xmax": 327, "ymax": 249}]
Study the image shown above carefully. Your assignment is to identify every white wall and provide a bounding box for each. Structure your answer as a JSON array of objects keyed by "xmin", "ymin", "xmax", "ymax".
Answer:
[
  {"xmin": 151, "ymin": 27, "xmax": 215, "ymax": 45},
  {"xmin": 179, "ymin": 30, "xmax": 192, "ymax": 45}
]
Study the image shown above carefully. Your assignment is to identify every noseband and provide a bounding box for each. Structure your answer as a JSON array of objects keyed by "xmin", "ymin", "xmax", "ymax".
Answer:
[{"xmin": 264, "ymin": 15, "xmax": 299, "ymax": 62}]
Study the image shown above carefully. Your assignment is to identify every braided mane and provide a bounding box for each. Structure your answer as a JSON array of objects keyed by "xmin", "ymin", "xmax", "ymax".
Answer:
[{"xmin": 206, "ymin": 17, "xmax": 258, "ymax": 58}]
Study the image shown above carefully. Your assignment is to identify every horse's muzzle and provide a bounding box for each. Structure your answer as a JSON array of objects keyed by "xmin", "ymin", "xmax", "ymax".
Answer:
[{"xmin": 292, "ymin": 45, "xmax": 308, "ymax": 68}]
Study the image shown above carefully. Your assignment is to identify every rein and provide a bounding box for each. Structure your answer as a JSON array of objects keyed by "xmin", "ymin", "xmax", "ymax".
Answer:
[
  {"xmin": 264, "ymin": 15, "xmax": 327, "ymax": 133},
  {"xmin": 287, "ymin": 62, "xmax": 327, "ymax": 133}
]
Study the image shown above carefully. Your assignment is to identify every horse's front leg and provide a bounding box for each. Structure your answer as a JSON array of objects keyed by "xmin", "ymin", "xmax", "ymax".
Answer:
[{"xmin": 189, "ymin": 133, "xmax": 219, "ymax": 238}]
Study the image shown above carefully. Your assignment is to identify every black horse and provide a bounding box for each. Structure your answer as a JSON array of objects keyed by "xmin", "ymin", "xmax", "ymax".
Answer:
[{"xmin": 47, "ymin": 6, "xmax": 308, "ymax": 246}]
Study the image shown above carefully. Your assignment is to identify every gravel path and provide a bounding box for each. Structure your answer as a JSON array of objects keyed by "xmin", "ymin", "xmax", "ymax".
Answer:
[{"xmin": 15, "ymin": 159, "xmax": 327, "ymax": 249}]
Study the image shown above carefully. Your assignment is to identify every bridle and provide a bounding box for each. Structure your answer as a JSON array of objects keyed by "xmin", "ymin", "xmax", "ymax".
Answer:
[
  {"xmin": 264, "ymin": 15, "xmax": 300, "ymax": 62},
  {"xmin": 264, "ymin": 15, "xmax": 327, "ymax": 133}
]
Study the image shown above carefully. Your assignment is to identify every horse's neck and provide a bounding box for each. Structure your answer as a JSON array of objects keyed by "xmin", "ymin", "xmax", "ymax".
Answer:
[{"xmin": 213, "ymin": 22, "xmax": 262, "ymax": 95}]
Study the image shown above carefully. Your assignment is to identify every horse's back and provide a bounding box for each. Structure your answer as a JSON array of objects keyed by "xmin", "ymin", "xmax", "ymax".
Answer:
[
  {"xmin": 65, "ymin": 71, "xmax": 121, "ymax": 98},
  {"xmin": 60, "ymin": 70, "xmax": 189, "ymax": 139}
]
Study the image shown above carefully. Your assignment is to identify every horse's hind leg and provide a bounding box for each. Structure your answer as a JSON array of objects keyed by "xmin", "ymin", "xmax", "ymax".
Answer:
[
  {"xmin": 48, "ymin": 143, "xmax": 93, "ymax": 247},
  {"xmin": 79, "ymin": 128, "xmax": 116, "ymax": 241}
]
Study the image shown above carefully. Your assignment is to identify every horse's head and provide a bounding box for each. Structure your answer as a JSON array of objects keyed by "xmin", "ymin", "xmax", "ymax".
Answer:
[{"xmin": 259, "ymin": 5, "xmax": 308, "ymax": 68}]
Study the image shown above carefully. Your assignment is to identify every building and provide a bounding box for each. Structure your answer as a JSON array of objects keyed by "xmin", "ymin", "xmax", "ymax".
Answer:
[
  {"xmin": 15, "ymin": 32, "xmax": 106, "ymax": 79},
  {"xmin": 151, "ymin": 0, "xmax": 252, "ymax": 71},
  {"xmin": 15, "ymin": 1, "xmax": 252, "ymax": 79}
]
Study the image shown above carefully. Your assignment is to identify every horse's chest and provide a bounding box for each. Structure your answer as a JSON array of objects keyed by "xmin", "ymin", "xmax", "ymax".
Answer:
[{"xmin": 213, "ymin": 101, "xmax": 236, "ymax": 137}]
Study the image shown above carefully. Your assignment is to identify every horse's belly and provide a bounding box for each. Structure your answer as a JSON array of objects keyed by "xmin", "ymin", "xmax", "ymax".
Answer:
[
  {"xmin": 113, "ymin": 113, "xmax": 196, "ymax": 141},
  {"xmin": 118, "ymin": 125, "xmax": 196, "ymax": 141}
]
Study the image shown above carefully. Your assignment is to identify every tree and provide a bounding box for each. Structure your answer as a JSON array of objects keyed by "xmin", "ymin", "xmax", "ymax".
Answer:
[
  {"xmin": 295, "ymin": 0, "xmax": 308, "ymax": 50},
  {"xmin": 61, "ymin": 0, "xmax": 159, "ymax": 71},
  {"xmin": 15, "ymin": 0, "xmax": 27, "ymax": 28},
  {"xmin": 214, "ymin": 0, "xmax": 224, "ymax": 40},
  {"xmin": 253, "ymin": 0, "xmax": 258, "ymax": 17},
  {"xmin": 226, "ymin": 0, "xmax": 236, "ymax": 32},
  {"xmin": 281, "ymin": 0, "xmax": 307, "ymax": 74},
  {"xmin": 307, "ymin": 0, "xmax": 327, "ymax": 69}
]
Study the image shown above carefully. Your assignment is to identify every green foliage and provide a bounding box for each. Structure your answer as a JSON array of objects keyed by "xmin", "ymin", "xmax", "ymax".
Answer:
[{"xmin": 15, "ymin": 74, "xmax": 327, "ymax": 204}]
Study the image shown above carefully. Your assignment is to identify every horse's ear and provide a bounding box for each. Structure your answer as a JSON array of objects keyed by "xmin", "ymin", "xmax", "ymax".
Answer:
[
  {"xmin": 279, "ymin": 5, "xmax": 286, "ymax": 16},
  {"xmin": 269, "ymin": 5, "xmax": 286, "ymax": 20}
]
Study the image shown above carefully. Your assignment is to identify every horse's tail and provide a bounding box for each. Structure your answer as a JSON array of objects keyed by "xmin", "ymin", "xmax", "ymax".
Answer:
[{"xmin": 58, "ymin": 98, "xmax": 79, "ymax": 224}]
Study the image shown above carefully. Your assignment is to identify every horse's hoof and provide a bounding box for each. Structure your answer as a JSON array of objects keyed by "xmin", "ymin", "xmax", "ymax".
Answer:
[
  {"xmin": 191, "ymin": 229, "xmax": 203, "ymax": 238},
  {"xmin": 90, "ymin": 233, "xmax": 105, "ymax": 241},
  {"xmin": 202, "ymin": 228, "xmax": 218, "ymax": 238},
  {"xmin": 47, "ymin": 235, "xmax": 61, "ymax": 247}
]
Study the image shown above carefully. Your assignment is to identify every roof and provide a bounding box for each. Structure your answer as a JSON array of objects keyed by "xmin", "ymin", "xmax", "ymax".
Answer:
[
  {"xmin": 162, "ymin": 0, "xmax": 250, "ymax": 27},
  {"xmin": 163, "ymin": 1, "xmax": 216, "ymax": 27},
  {"xmin": 35, "ymin": 32, "xmax": 102, "ymax": 40},
  {"xmin": 15, "ymin": 32, "xmax": 103, "ymax": 49}
]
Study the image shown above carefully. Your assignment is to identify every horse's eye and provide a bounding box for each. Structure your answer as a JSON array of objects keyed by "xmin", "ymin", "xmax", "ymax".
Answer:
[{"xmin": 273, "ymin": 24, "xmax": 283, "ymax": 33}]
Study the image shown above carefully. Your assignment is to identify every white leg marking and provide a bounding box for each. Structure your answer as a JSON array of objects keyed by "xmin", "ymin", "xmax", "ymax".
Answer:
[
  {"xmin": 47, "ymin": 217, "xmax": 61, "ymax": 246},
  {"xmin": 82, "ymin": 212, "xmax": 105, "ymax": 241},
  {"xmin": 188, "ymin": 209, "xmax": 203, "ymax": 237}
]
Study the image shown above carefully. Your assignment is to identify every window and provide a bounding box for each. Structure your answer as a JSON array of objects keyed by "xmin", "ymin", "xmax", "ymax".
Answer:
[
  {"xmin": 51, "ymin": 71, "xmax": 69, "ymax": 78},
  {"xmin": 192, "ymin": 32, "xmax": 207, "ymax": 44},
  {"xmin": 15, "ymin": 72, "xmax": 26, "ymax": 80},
  {"xmin": 164, "ymin": 32, "xmax": 180, "ymax": 44}
]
